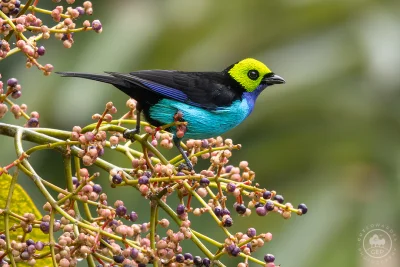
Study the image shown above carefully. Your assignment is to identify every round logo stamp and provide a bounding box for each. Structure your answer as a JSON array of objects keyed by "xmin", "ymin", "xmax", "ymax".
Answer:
[{"xmin": 358, "ymin": 223, "xmax": 397, "ymax": 264}]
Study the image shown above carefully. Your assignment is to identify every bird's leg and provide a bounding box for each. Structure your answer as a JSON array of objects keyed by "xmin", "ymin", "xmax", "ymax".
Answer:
[
  {"xmin": 123, "ymin": 108, "xmax": 141, "ymax": 141},
  {"xmin": 173, "ymin": 135, "xmax": 193, "ymax": 171}
]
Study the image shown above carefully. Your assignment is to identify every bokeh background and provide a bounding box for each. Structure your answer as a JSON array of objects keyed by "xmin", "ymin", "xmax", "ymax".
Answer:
[{"xmin": 1, "ymin": 1, "xmax": 400, "ymax": 266}]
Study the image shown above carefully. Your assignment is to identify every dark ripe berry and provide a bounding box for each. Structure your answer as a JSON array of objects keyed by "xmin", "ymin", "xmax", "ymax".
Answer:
[
  {"xmin": 11, "ymin": 90, "xmax": 22, "ymax": 99},
  {"xmin": 39, "ymin": 221, "xmax": 49, "ymax": 233},
  {"xmin": 130, "ymin": 248, "xmax": 139, "ymax": 259},
  {"xmin": 202, "ymin": 258, "xmax": 211, "ymax": 267},
  {"xmin": 225, "ymin": 165, "xmax": 233, "ymax": 173},
  {"xmin": 112, "ymin": 174, "xmax": 122, "ymax": 184},
  {"xmin": 113, "ymin": 255, "xmax": 125, "ymax": 263},
  {"xmin": 108, "ymin": 220, "xmax": 118, "ymax": 228},
  {"xmin": 61, "ymin": 34, "xmax": 69, "ymax": 41},
  {"xmin": 11, "ymin": 8, "xmax": 19, "ymax": 15},
  {"xmin": 7, "ymin": 78, "xmax": 18, "ymax": 87},
  {"xmin": 35, "ymin": 241, "xmax": 44, "ymax": 251},
  {"xmin": 264, "ymin": 254, "xmax": 275, "ymax": 263},
  {"xmin": 247, "ymin": 243, "xmax": 252, "ymax": 252},
  {"xmin": 176, "ymin": 172, "xmax": 185, "ymax": 176},
  {"xmin": 116, "ymin": 205, "xmax": 127, "ymax": 217},
  {"xmin": 199, "ymin": 177, "xmax": 210, "ymax": 187},
  {"xmin": 255, "ymin": 202, "xmax": 264, "ymax": 208},
  {"xmin": 129, "ymin": 211, "xmax": 138, "ymax": 222},
  {"xmin": 93, "ymin": 184, "xmax": 102, "ymax": 193},
  {"xmin": 226, "ymin": 182, "xmax": 236, "ymax": 192},
  {"xmin": 274, "ymin": 194, "xmax": 284, "ymax": 204},
  {"xmin": 265, "ymin": 201, "xmax": 275, "ymax": 211},
  {"xmin": 235, "ymin": 204, "xmax": 246, "ymax": 215},
  {"xmin": 72, "ymin": 176, "xmax": 78, "ymax": 185},
  {"xmin": 27, "ymin": 118, "xmax": 39, "ymax": 128},
  {"xmin": 298, "ymin": 203, "xmax": 308, "ymax": 214},
  {"xmin": 247, "ymin": 228, "xmax": 256, "ymax": 238},
  {"xmin": 231, "ymin": 246, "xmax": 241, "ymax": 257},
  {"xmin": 176, "ymin": 254, "xmax": 184, "ymax": 263},
  {"xmin": 256, "ymin": 206, "xmax": 267, "ymax": 216},
  {"xmin": 37, "ymin": 46, "xmax": 45, "ymax": 56},
  {"xmin": 144, "ymin": 171, "xmax": 152, "ymax": 178},
  {"xmin": 138, "ymin": 264, "xmax": 146, "ymax": 267},
  {"xmin": 214, "ymin": 206, "xmax": 222, "ymax": 217},
  {"xmin": 20, "ymin": 250, "xmax": 30, "ymax": 260},
  {"xmin": 98, "ymin": 148, "xmax": 105, "ymax": 156},
  {"xmin": 26, "ymin": 239, "xmax": 35, "ymax": 246},
  {"xmin": 138, "ymin": 175, "xmax": 149, "ymax": 185},
  {"xmin": 226, "ymin": 244, "xmax": 235, "ymax": 253},
  {"xmin": 0, "ymin": 234, "xmax": 5, "ymax": 240},
  {"xmin": 223, "ymin": 217, "xmax": 233, "ymax": 227},
  {"xmin": 176, "ymin": 204, "xmax": 185, "ymax": 215},
  {"xmin": 263, "ymin": 191, "xmax": 272, "ymax": 199},
  {"xmin": 15, "ymin": 0, "xmax": 21, "ymax": 8},
  {"xmin": 193, "ymin": 256, "xmax": 202, "ymax": 266},
  {"xmin": 184, "ymin": 253, "xmax": 193, "ymax": 261},
  {"xmin": 24, "ymin": 224, "xmax": 33, "ymax": 233},
  {"xmin": 221, "ymin": 208, "xmax": 230, "ymax": 216}
]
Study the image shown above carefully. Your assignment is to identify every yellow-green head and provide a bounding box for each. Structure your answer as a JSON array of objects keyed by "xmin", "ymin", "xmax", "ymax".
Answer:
[{"xmin": 228, "ymin": 58, "xmax": 285, "ymax": 92}]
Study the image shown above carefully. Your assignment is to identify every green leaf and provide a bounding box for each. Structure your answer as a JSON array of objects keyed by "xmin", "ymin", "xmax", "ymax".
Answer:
[{"xmin": 0, "ymin": 172, "xmax": 52, "ymax": 266}]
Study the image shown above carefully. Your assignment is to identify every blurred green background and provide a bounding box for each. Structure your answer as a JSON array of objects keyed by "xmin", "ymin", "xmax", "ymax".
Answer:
[{"xmin": 1, "ymin": 1, "xmax": 399, "ymax": 266}]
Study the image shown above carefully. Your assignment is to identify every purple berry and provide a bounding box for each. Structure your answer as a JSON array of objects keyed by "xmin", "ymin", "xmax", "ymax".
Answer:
[
  {"xmin": 39, "ymin": 221, "xmax": 49, "ymax": 234},
  {"xmin": 176, "ymin": 172, "xmax": 185, "ymax": 176},
  {"xmin": 226, "ymin": 182, "xmax": 236, "ymax": 192},
  {"xmin": 108, "ymin": 220, "xmax": 118, "ymax": 228},
  {"xmin": 214, "ymin": 206, "xmax": 222, "ymax": 217},
  {"xmin": 76, "ymin": 7, "xmax": 84, "ymax": 15},
  {"xmin": 223, "ymin": 217, "xmax": 233, "ymax": 227},
  {"xmin": 37, "ymin": 46, "xmax": 45, "ymax": 56},
  {"xmin": 184, "ymin": 253, "xmax": 193, "ymax": 261},
  {"xmin": 26, "ymin": 239, "xmax": 35, "ymax": 246},
  {"xmin": 113, "ymin": 255, "xmax": 124, "ymax": 263},
  {"xmin": 274, "ymin": 194, "xmax": 284, "ymax": 204},
  {"xmin": 247, "ymin": 228, "xmax": 256, "ymax": 238},
  {"xmin": 93, "ymin": 184, "xmax": 102, "ymax": 193},
  {"xmin": 7, "ymin": 78, "xmax": 18, "ymax": 87},
  {"xmin": 129, "ymin": 211, "xmax": 138, "ymax": 222},
  {"xmin": 92, "ymin": 20, "xmax": 102, "ymax": 32},
  {"xmin": 27, "ymin": 118, "xmax": 39, "ymax": 128},
  {"xmin": 193, "ymin": 256, "xmax": 202, "ymax": 266},
  {"xmin": 0, "ymin": 234, "xmax": 5, "ymax": 240},
  {"xmin": 138, "ymin": 175, "xmax": 149, "ymax": 185},
  {"xmin": 264, "ymin": 254, "xmax": 275, "ymax": 263},
  {"xmin": 72, "ymin": 176, "xmax": 78, "ymax": 185},
  {"xmin": 15, "ymin": 0, "xmax": 21, "ymax": 8},
  {"xmin": 176, "ymin": 254, "xmax": 184, "ymax": 263},
  {"xmin": 256, "ymin": 206, "xmax": 267, "ymax": 216},
  {"xmin": 235, "ymin": 204, "xmax": 246, "ymax": 215},
  {"xmin": 20, "ymin": 250, "xmax": 30, "ymax": 260},
  {"xmin": 231, "ymin": 246, "xmax": 241, "ymax": 257},
  {"xmin": 199, "ymin": 177, "xmax": 210, "ymax": 187},
  {"xmin": 225, "ymin": 165, "xmax": 233, "ymax": 173},
  {"xmin": 265, "ymin": 201, "xmax": 275, "ymax": 211},
  {"xmin": 116, "ymin": 205, "xmax": 127, "ymax": 217},
  {"xmin": 144, "ymin": 171, "xmax": 151, "ymax": 178},
  {"xmin": 112, "ymin": 174, "xmax": 122, "ymax": 184},
  {"xmin": 263, "ymin": 191, "xmax": 272, "ymax": 199},
  {"xmin": 201, "ymin": 139, "xmax": 209, "ymax": 148},
  {"xmin": 254, "ymin": 202, "xmax": 264, "ymax": 208},
  {"xmin": 35, "ymin": 241, "xmax": 44, "ymax": 251},
  {"xmin": 298, "ymin": 203, "xmax": 308, "ymax": 214},
  {"xmin": 221, "ymin": 208, "xmax": 230, "ymax": 216},
  {"xmin": 176, "ymin": 204, "xmax": 185, "ymax": 216},
  {"xmin": 130, "ymin": 248, "xmax": 139, "ymax": 259},
  {"xmin": 11, "ymin": 90, "xmax": 22, "ymax": 99},
  {"xmin": 202, "ymin": 258, "xmax": 211, "ymax": 267}
]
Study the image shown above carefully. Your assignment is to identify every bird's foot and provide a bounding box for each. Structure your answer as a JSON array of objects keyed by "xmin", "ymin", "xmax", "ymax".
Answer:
[
  {"xmin": 123, "ymin": 129, "xmax": 140, "ymax": 142},
  {"xmin": 178, "ymin": 162, "xmax": 193, "ymax": 172}
]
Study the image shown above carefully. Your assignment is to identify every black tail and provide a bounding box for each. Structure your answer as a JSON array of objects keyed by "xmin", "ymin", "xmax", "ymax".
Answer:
[{"xmin": 56, "ymin": 72, "xmax": 128, "ymax": 88}]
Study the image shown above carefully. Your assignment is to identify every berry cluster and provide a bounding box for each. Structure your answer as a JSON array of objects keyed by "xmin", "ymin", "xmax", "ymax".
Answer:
[{"xmin": 0, "ymin": 0, "xmax": 101, "ymax": 73}]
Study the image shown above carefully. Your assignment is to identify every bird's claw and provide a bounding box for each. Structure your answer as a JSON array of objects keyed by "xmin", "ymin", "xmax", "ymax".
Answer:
[
  {"xmin": 178, "ymin": 162, "xmax": 193, "ymax": 172},
  {"xmin": 123, "ymin": 129, "xmax": 139, "ymax": 142}
]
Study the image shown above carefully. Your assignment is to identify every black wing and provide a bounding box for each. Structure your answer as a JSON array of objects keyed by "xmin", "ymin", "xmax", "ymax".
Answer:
[{"xmin": 106, "ymin": 70, "xmax": 242, "ymax": 110}]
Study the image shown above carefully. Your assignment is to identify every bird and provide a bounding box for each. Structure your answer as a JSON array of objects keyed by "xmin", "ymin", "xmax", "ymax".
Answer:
[{"xmin": 57, "ymin": 58, "xmax": 285, "ymax": 170}]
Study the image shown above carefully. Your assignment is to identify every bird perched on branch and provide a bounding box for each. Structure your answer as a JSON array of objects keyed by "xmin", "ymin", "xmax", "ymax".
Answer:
[{"xmin": 57, "ymin": 58, "xmax": 285, "ymax": 170}]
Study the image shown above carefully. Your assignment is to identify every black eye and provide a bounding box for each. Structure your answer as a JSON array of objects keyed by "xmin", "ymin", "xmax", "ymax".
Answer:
[{"xmin": 247, "ymin": 70, "xmax": 259, "ymax": 80}]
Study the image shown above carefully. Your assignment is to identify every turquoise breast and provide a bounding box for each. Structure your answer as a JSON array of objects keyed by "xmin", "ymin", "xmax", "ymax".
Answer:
[{"xmin": 149, "ymin": 98, "xmax": 252, "ymax": 139}]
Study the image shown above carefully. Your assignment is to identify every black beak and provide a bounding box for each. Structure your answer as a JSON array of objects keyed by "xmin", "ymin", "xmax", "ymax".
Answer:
[{"xmin": 262, "ymin": 73, "xmax": 285, "ymax": 85}]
